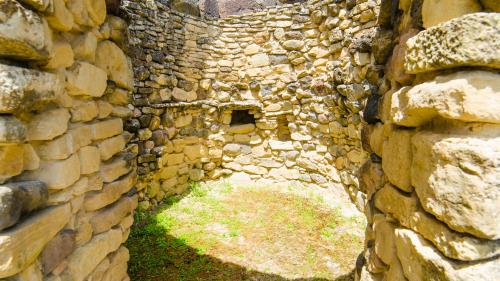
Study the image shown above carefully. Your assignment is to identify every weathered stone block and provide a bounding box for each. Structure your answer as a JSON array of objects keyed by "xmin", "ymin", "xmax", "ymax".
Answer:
[
  {"xmin": 100, "ymin": 154, "xmax": 132, "ymax": 183},
  {"xmin": 422, "ymin": 0, "xmax": 481, "ymax": 28},
  {"xmin": 97, "ymin": 134, "xmax": 126, "ymax": 161},
  {"xmin": 0, "ymin": 116, "xmax": 26, "ymax": 144},
  {"xmin": 67, "ymin": 0, "xmax": 106, "ymax": 28},
  {"xmin": 0, "ymin": 204, "xmax": 71, "ymax": 278},
  {"xmin": 70, "ymin": 100, "xmax": 98, "ymax": 122},
  {"xmin": 269, "ymin": 140, "xmax": 294, "ymax": 151},
  {"xmin": 20, "ymin": 153, "xmax": 80, "ymax": 190},
  {"xmin": 0, "ymin": 145, "xmax": 24, "ymax": 183},
  {"xmin": 392, "ymin": 71, "xmax": 500, "ymax": 127},
  {"xmin": 84, "ymin": 171, "xmax": 135, "ymax": 211},
  {"xmin": 66, "ymin": 62, "xmax": 107, "ymax": 97},
  {"xmin": 89, "ymin": 195, "xmax": 137, "ymax": 234},
  {"xmin": 90, "ymin": 118, "xmax": 123, "ymax": 140},
  {"xmin": 40, "ymin": 230, "xmax": 75, "ymax": 274},
  {"xmin": 45, "ymin": 0, "xmax": 74, "ymax": 31},
  {"xmin": 396, "ymin": 229, "xmax": 500, "ymax": 281},
  {"xmin": 0, "ymin": 181, "xmax": 48, "ymax": 231},
  {"xmin": 412, "ymin": 128, "xmax": 500, "ymax": 239},
  {"xmin": 22, "ymin": 144, "xmax": 39, "ymax": 171},
  {"xmin": 61, "ymin": 228, "xmax": 122, "ymax": 281},
  {"xmin": 406, "ymin": 13, "xmax": 500, "ymax": 73},
  {"xmin": 184, "ymin": 144, "xmax": 207, "ymax": 161},
  {"xmin": 0, "ymin": 64, "xmax": 63, "ymax": 114},
  {"xmin": 95, "ymin": 41, "xmax": 134, "ymax": 90},
  {"xmin": 27, "ymin": 108, "xmax": 70, "ymax": 141},
  {"xmin": 375, "ymin": 184, "xmax": 500, "ymax": 261},
  {"xmin": 79, "ymin": 146, "xmax": 100, "ymax": 175},
  {"xmin": 172, "ymin": 87, "xmax": 197, "ymax": 102},
  {"xmin": 382, "ymin": 126, "xmax": 413, "ymax": 192},
  {"xmin": 0, "ymin": 0, "xmax": 51, "ymax": 60},
  {"xmin": 71, "ymin": 32, "xmax": 97, "ymax": 62}
]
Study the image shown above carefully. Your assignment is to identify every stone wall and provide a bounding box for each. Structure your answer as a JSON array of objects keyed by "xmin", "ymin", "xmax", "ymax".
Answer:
[
  {"xmin": 0, "ymin": 0, "xmax": 135, "ymax": 280},
  {"xmin": 356, "ymin": 1, "xmax": 500, "ymax": 280},
  {"xmin": 123, "ymin": 0, "xmax": 381, "ymax": 210}
]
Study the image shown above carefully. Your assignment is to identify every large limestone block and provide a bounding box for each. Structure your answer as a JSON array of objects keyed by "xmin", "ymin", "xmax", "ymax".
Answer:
[
  {"xmin": 395, "ymin": 229, "xmax": 500, "ymax": 281},
  {"xmin": 84, "ymin": 171, "xmax": 136, "ymax": 211},
  {"xmin": 0, "ymin": 64, "xmax": 63, "ymax": 113},
  {"xmin": 71, "ymin": 32, "xmax": 97, "ymax": 62},
  {"xmin": 0, "ymin": 204, "xmax": 71, "ymax": 278},
  {"xmin": 45, "ymin": 0, "xmax": 74, "ymax": 31},
  {"xmin": 95, "ymin": 41, "xmax": 133, "ymax": 90},
  {"xmin": 0, "ymin": 181, "xmax": 48, "ymax": 231},
  {"xmin": 412, "ymin": 128, "xmax": 500, "ymax": 239},
  {"xmin": 422, "ymin": 0, "xmax": 481, "ymax": 28},
  {"xmin": 97, "ymin": 134, "xmax": 126, "ymax": 161},
  {"xmin": 100, "ymin": 154, "xmax": 133, "ymax": 183},
  {"xmin": 375, "ymin": 184, "xmax": 500, "ymax": 261},
  {"xmin": 27, "ymin": 108, "xmax": 70, "ymax": 141},
  {"xmin": 43, "ymin": 39, "xmax": 74, "ymax": 70},
  {"xmin": 90, "ymin": 118, "xmax": 123, "ymax": 140},
  {"xmin": 20, "ymin": 153, "xmax": 80, "ymax": 190},
  {"xmin": 67, "ymin": 0, "xmax": 106, "ymax": 28},
  {"xmin": 0, "ymin": 116, "xmax": 26, "ymax": 144},
  {"xmin": 406, "ymin": 13, "xmax": 500, "ymax": 73},
  {"xmin": 33, "ymin": 125, "xmax": 91, "ymax": 160},
  {"xmin": 0, "ymin": 145, "xmax": 24, "ymax": 183},
  {"xmin": 70, "ymin": 100, "xmax": 98, "ymax": 122},
  {"xmin": 0, "ymin": 0, "xmax": 51, "ymax": 60},
  {"xmin": 65, "ymin": 62, "xmax": 107, "ymax": 97},
  {"xmin": 392, "ymin": 71, "xmax": 500, "ymax": 127},
  {"xmin": 61, "ymin": 228, "xmax": 122, "ymax": 281},
  {"xmin": 79, "ymin": 146, "xmax": 100, "ymax": 175},
  {"xmin": 382, "ymin": 126, "xmax": 413, "ymax": 192},
  {"xmin": 89, "ymin": 194, "xmax": 138, "ymax": 234}
]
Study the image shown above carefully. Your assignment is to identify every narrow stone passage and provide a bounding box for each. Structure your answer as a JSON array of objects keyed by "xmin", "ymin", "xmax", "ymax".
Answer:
[{"xmin": 126, "ymin": 181, "xmax": 365, "ymax": 281}]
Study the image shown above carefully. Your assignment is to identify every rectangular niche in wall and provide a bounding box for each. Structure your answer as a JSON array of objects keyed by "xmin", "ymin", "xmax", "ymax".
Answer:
[
  {"xmin": 277, "ymin": 115, "xmax": 291, "ymax": 141},
  {"xmin": 230, "ymin": 110, "xmax": 256, "ymax": 126}
]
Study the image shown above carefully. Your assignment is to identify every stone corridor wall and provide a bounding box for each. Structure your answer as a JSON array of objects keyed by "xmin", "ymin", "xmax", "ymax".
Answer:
[
  {"xmin": 124, "ymin": 0, "xmax": 381, "ymax": 210},
  {"xmin": 357, "ymin": 1, "xmax": 500, "ymax": 280},
  {"xmin": 0, "ymin": 0, "xmax": 136, "ymax": 280}
]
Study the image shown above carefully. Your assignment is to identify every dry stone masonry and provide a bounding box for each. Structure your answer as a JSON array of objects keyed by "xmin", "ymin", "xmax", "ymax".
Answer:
[
  {"xmin": 357, "ymin": 0, "xmax": 500, "ymax": 280},
  {"xmin": 0, "ymin": 0, "xmax": 499, "ymax": 280},
  {"xmin": 123, "ymin": 0, "xmax": 380, "ymax": 210},
  {"xmin": 0, "ymin": 0, "xmax": 136, "ymax": 280}
]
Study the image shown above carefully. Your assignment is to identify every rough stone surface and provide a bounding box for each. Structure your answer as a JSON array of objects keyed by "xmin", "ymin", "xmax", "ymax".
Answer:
[
  {"xmin": 411, "ymin": 127, "xmax": 500, "ymax": 240},
  {"xmin": 395, "ymin": 229, "xmax": 500, "ymax": 281},
  {"xmin": 0, "ymin": 204, "xmax": 71, "ymax": 278},
  {"xmin": 0, "ymin": 64, "xmax": 63, "ymax": 113},
  {"xmin": 0, "ymin": 0, "xmax": 51, "ymax": 60},
  {"xmin": 391, "ymin": 71, "xmax": 500, "ymax": 126},
  {"xmin": 405, "ymin": 13, "xmax": 500, "ymax": 73}
]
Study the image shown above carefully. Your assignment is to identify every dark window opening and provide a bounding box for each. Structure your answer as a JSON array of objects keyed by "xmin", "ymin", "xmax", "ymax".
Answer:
[
  {"xmin": 230, "ymin": 110, "xmax": 256, "ymax": 126},
  {"xmin": 277, "ymin": 115, "xmax": 291, "ymax": 141}
]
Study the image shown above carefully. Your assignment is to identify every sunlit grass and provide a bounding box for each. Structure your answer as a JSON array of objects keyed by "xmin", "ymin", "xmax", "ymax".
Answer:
[{"xmin": 126, "ymin": 181, "xmax": 365, "ymax": 281}]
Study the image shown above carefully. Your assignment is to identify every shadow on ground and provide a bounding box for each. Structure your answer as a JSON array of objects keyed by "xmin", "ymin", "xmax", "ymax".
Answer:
[
  {"xmin": 127, "ymin": 230, "xmax": 354, "ymax": 281},
  {"xmin": 126, "ymin": 185, "xmax": 360, "ymax": 281}
]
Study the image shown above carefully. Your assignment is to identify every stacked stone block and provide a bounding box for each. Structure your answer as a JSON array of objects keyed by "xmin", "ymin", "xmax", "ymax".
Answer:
[
  {"xmin": 357, "ymin": 1, "xmax": 500, "ymax": 280},
  {"xmin": 0, "ymin": 0, "xmax": 136, "ymax": 280},
  {"xmin": 123, "ymin": 0, "xmax": 380, "ymax": 210}
]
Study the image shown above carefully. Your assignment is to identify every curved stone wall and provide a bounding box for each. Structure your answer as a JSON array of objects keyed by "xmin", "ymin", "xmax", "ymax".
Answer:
[
  {"xmin": 123, "ymin": 0, "xmax": 380, "ymax": 210},
  {"xmin": 0, "ymin": 0, "xmax": 136, "ymax": 279}
]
